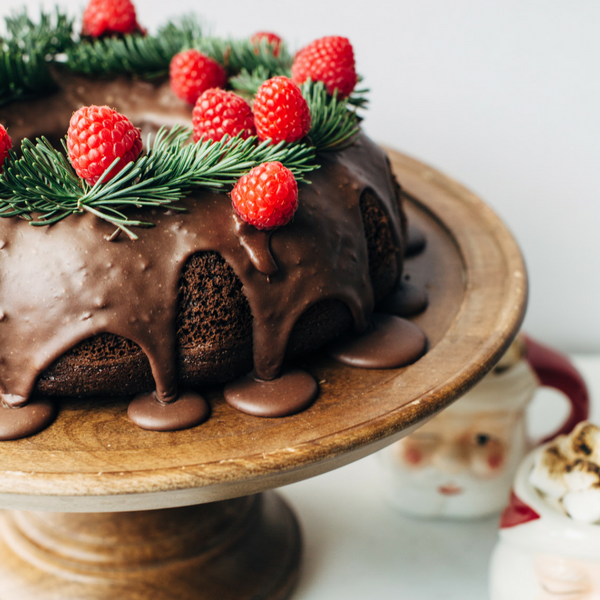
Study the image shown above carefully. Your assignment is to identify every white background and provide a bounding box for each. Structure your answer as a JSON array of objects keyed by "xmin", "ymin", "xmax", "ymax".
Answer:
[{"xmin": 12, "ymin": 0, "xmax": 600, "ymax": 353}]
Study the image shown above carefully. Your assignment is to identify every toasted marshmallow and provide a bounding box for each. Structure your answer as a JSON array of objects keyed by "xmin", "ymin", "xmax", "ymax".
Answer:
[
  {"xmin": 568, "ymin": 422, "xmax": 600, "ymax": 463},
  {"xmin": 563, "ymin": 459, "xmax": 600, "ymax": 493},
  {"xmin": 529, "ymin": 422, "xmax": 600, "ymax": 523},
  {"xmin": 529, "ymin": 437, "xmax": 570, "ymax": 498}
]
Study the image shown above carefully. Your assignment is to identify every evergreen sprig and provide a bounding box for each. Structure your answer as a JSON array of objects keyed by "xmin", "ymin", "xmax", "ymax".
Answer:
[
  {"xmin": 194, "ymin": 36, "xmax": 292, "ymax": 76},
  {"xmin": 301, "ymin": 80, "xmax": 361, "ymax": 151},
  {"xmin": 0, "ymin": 44, "xmax": 56, "ymax": 106},
  {"xmin": 0, "ymin": 126, "xmax": 318, "ymax": 240},
  {"xmin": 229, "ymin": 65, "xmax": 271, "ymax": 99},
  {"xmin": 65, "ymin": 18, "xmax": 203, "ymax": 79},
  {"xmin": 347, "ymin": 77, "xmax": 369, "ymax": 109},
  {"xmin": 0, "ymin": 8, "xmax": 74, "ymax": 106},
  {"xmin": 4, "ymin": 8, "xmax": 74, "ymax": 56}
]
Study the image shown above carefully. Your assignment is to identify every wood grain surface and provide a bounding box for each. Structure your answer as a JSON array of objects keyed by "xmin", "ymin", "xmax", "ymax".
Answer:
[
  {"xmin": 0, "ymin": 492, "xmax": 301, "ymax": 600},
  {"xmin": 0, "ymin": 149, "xmax": 527, "ymax": 512}
]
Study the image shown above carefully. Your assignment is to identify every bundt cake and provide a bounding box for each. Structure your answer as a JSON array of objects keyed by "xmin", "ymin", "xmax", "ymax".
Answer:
[{"xmin": 0, "ymin": 5, "xmax": 427, "ymax": 439}]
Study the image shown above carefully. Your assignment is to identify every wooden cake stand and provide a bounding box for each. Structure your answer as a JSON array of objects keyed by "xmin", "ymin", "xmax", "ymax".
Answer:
[{"xmin": 0, "ymin": 150, "xmax": 527, "ymax": 600}]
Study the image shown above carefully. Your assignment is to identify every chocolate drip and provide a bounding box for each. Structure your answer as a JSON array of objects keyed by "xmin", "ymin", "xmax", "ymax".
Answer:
[
  {"xmin": 224, "ymin": 369, "xmax": 318, "ymax": 417},
  {"xmin": 232, "ymin": 214, "xmax": 277, "ymax": 276},
  {"xmin": 329, "ymin": 314, "xmax": 427, "ymax": 369}
]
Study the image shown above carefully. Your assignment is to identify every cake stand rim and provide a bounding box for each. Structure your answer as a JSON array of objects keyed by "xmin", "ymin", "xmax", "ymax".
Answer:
[{"xmin": 0, "ymin": 146, "xmax": 528, "ymax": 510}]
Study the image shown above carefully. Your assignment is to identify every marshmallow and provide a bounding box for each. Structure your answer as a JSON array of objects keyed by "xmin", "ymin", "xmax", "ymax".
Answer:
[
  {"xmin": 563, "ymin": 489, "xmax": 600, "ymax": 524},
  {"xmin": 529, "ymin": 438, "xmax": 570, "ymax": 498},
  {"xmin": 563, "ymin": 460, "xmax": 600, "ymax": 493},
  {"xmin": 529, "ymin": 422, "xmax": 600, "ymax": 522}
]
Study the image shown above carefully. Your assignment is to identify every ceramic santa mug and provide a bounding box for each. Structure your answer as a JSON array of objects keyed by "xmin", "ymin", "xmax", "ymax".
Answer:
[
  {"xmin": 490, "ymin": 440, "xmax": 600, "ymax": 600},
  {"xmin": 378, "ymin": 335, "xmax": 589, "ymax": 519}
]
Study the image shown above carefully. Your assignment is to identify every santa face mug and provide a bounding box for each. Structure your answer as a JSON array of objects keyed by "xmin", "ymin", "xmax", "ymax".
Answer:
[
  {"xmin": 490, "ymin": 430, "xmax": 600, "ymax": 600},
  {"xmin": 378, "ymin": 335, "xmax": 589, "ymax": 519}
]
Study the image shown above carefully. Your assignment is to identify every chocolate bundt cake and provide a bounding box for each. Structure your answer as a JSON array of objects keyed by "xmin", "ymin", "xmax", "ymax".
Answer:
[
  {"xmin": 0, "ymin": 71, "xmax": 404, "ymax": 396},
  {"xmin": 0, "ymin": 9, "xmax": 426, "ymax": 439}
]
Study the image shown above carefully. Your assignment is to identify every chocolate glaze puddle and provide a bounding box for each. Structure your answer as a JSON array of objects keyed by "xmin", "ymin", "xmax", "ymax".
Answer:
[
  {"xmin": 329, "ymin": 313, "xmax": 427, "ymax": 369},
  {"xmin": 0, "ymin": 71, "xmax": 409, "ymax": 432},
  {"xmin": 405, "ymin": 222, "xmax": 426, "ymax": 257},
  {"xmin": 380, "ymin": 279, "xmax": 428, "ymax": 317},
  {"xmin": 224, "ymin": 369, "xmax": 318, "ymax": 417},
  {"xmin": 0, "ymin": 398, "xmax": 56, "ymax": 441},
  {"xmin": 128, "ymin": 391, "xmax": 210, "ymax": 431}
]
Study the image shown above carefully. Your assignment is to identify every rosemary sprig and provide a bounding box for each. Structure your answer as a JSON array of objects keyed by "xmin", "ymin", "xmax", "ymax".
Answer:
[
  {"xmin": 66, "ymin": 17, "xmax": 203, "ymax": 79},
  {"xmin": 0, "ymin": 126, "xmax": 318, "ymax": 239},
  {"xmin": 301, "ymin": 80, "xmax": 361, "ymax": 151}
]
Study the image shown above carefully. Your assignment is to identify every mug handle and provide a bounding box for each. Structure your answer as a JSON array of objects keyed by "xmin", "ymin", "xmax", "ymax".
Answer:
[{"xmin": 522, "ymin": 334, "xmax": 589, "ymax": 444}]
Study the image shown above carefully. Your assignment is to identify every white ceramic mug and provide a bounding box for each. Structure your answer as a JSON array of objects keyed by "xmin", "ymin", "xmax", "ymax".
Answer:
[
  {"xmin": 378, "ymin": 335, "xmax": 589, "ymax": 519},
  {"xmin": 490, "ymin": 446, "xmax": 600, "ymax": 600}
]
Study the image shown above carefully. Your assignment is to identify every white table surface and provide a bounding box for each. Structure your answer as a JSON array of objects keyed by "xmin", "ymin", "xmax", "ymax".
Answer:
[{"xmin": 280, "ymin": 355, "xmax": 600, "ymax": 600}]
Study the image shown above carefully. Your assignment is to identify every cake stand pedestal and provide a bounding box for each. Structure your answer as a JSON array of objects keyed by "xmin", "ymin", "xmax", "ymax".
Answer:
[{"xmin": 0, "ymin": 150, "xmax": 527, "ymax": 600}]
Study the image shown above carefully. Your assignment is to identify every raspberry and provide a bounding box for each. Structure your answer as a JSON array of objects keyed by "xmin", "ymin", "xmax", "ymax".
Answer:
[
  {"xmin": 192, "ymin": 89, "xmax": 256, "ymax": 143},
  {"xmin": 0, "ymin": 125, "xmax": 12, "ymax": 172},
  {"xmin": 231, "ymin": 162, "xmax": 298, "ymax": 230},
  {"xmin": 292, "ymin": 36, "xmax": 358, "ymax": 98},
  {"xmin": 82, "ymin": 0, "xmax": 143, "ymax": 38},
  {"xmin": 253, "ymin": 76, "xmax": 311, "ymax": 144},
  {"xmin": 251, "ymin": 32, "xmax": 282, "ymax": 57},
  {"xmin": 67, "ymin": 105, "xmax": 143, "ymax": 185},
  {"xmin": 170, "ymin": 50, "xmax": 227, "ymax": 105}
]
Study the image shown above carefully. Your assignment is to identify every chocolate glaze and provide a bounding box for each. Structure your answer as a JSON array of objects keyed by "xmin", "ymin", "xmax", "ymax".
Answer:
[
  {"xmin": 405, "ymin": 222, "xmax": 426, "ymax": 257},
  {"xmin": 127, "ymin": 391, "xmax": 210, "ymax": 431},
  {"xmin": 0, "ymin": 67, "xmax": 192, "ymax": 146},
  {"xmin": 0, "ymin": 398, "xmax": 56, "ymax": 441},
  {"xmin": 0, "ymin": 71, "xmax": 406, "ymax": 426},
  {"xmin": 329, "ymin": 313, "xmax": 427, "ymax": 369},
  {"xmin": 379, "ymin": 279, "xmax": 428, "ymax": 317},
  {"xmin": 224, "ymin": 369, "xmax": 318, "ymax": 417}
]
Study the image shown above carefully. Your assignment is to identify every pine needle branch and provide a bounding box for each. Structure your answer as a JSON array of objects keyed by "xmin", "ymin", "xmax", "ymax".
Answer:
[
  {"xmin": 229, "ymin": 65, "xmax": 271, "ymax": 100},
  {"xmin": 193, "ymin": 36, "xmax": 292, "ymax": 76},
  {"xmin": 65, "ymin": 17, "xmax": 203, "ymax": 79},
  {"xmin": 301, "ymin": 79, "xmax": 362, "ymax": 151},
  {"xmin": 4, "ymin": 8, "xmax": 75, "ymax": 55},
  {"xmin": 0, "ymin": 126, "xmax": 318, "ymax": 238},
  {"xmin": 0, "ymin": 8, "xmax": 75, "ymax": 107}
]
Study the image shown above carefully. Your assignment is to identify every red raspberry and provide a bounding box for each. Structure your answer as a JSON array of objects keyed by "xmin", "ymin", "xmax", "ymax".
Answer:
[
  {"xmin": 0, "ymin": 125, "xmax": 12, "ymax": 172},
  {"xmin": 292, "ymin": 36, "xmax": 358, "ymax": 98},
  {"xmin": 82, "ymin": 0, "xmax": 143, "ymax": 38},
  {"xmin": 251, "ymin": 32, "xmax": 282, "ymax": 57},
  {"xmin": 170, "ymin": 50, "xmax": 227, "ymax": 105},
  {"xmin": 67, "ymin": 105, "xmax": 143, "ymax": 185},
  {"xmin": 192, "ymin": 89, "xmax": 256, "ymax": 143},
  {"xmin": 253, "ymin": 76, "xmax": 311, "ymax": 145},
  {"xmin": 231, "ymin": 162, "xmax": 298, "ymax": 230}
]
